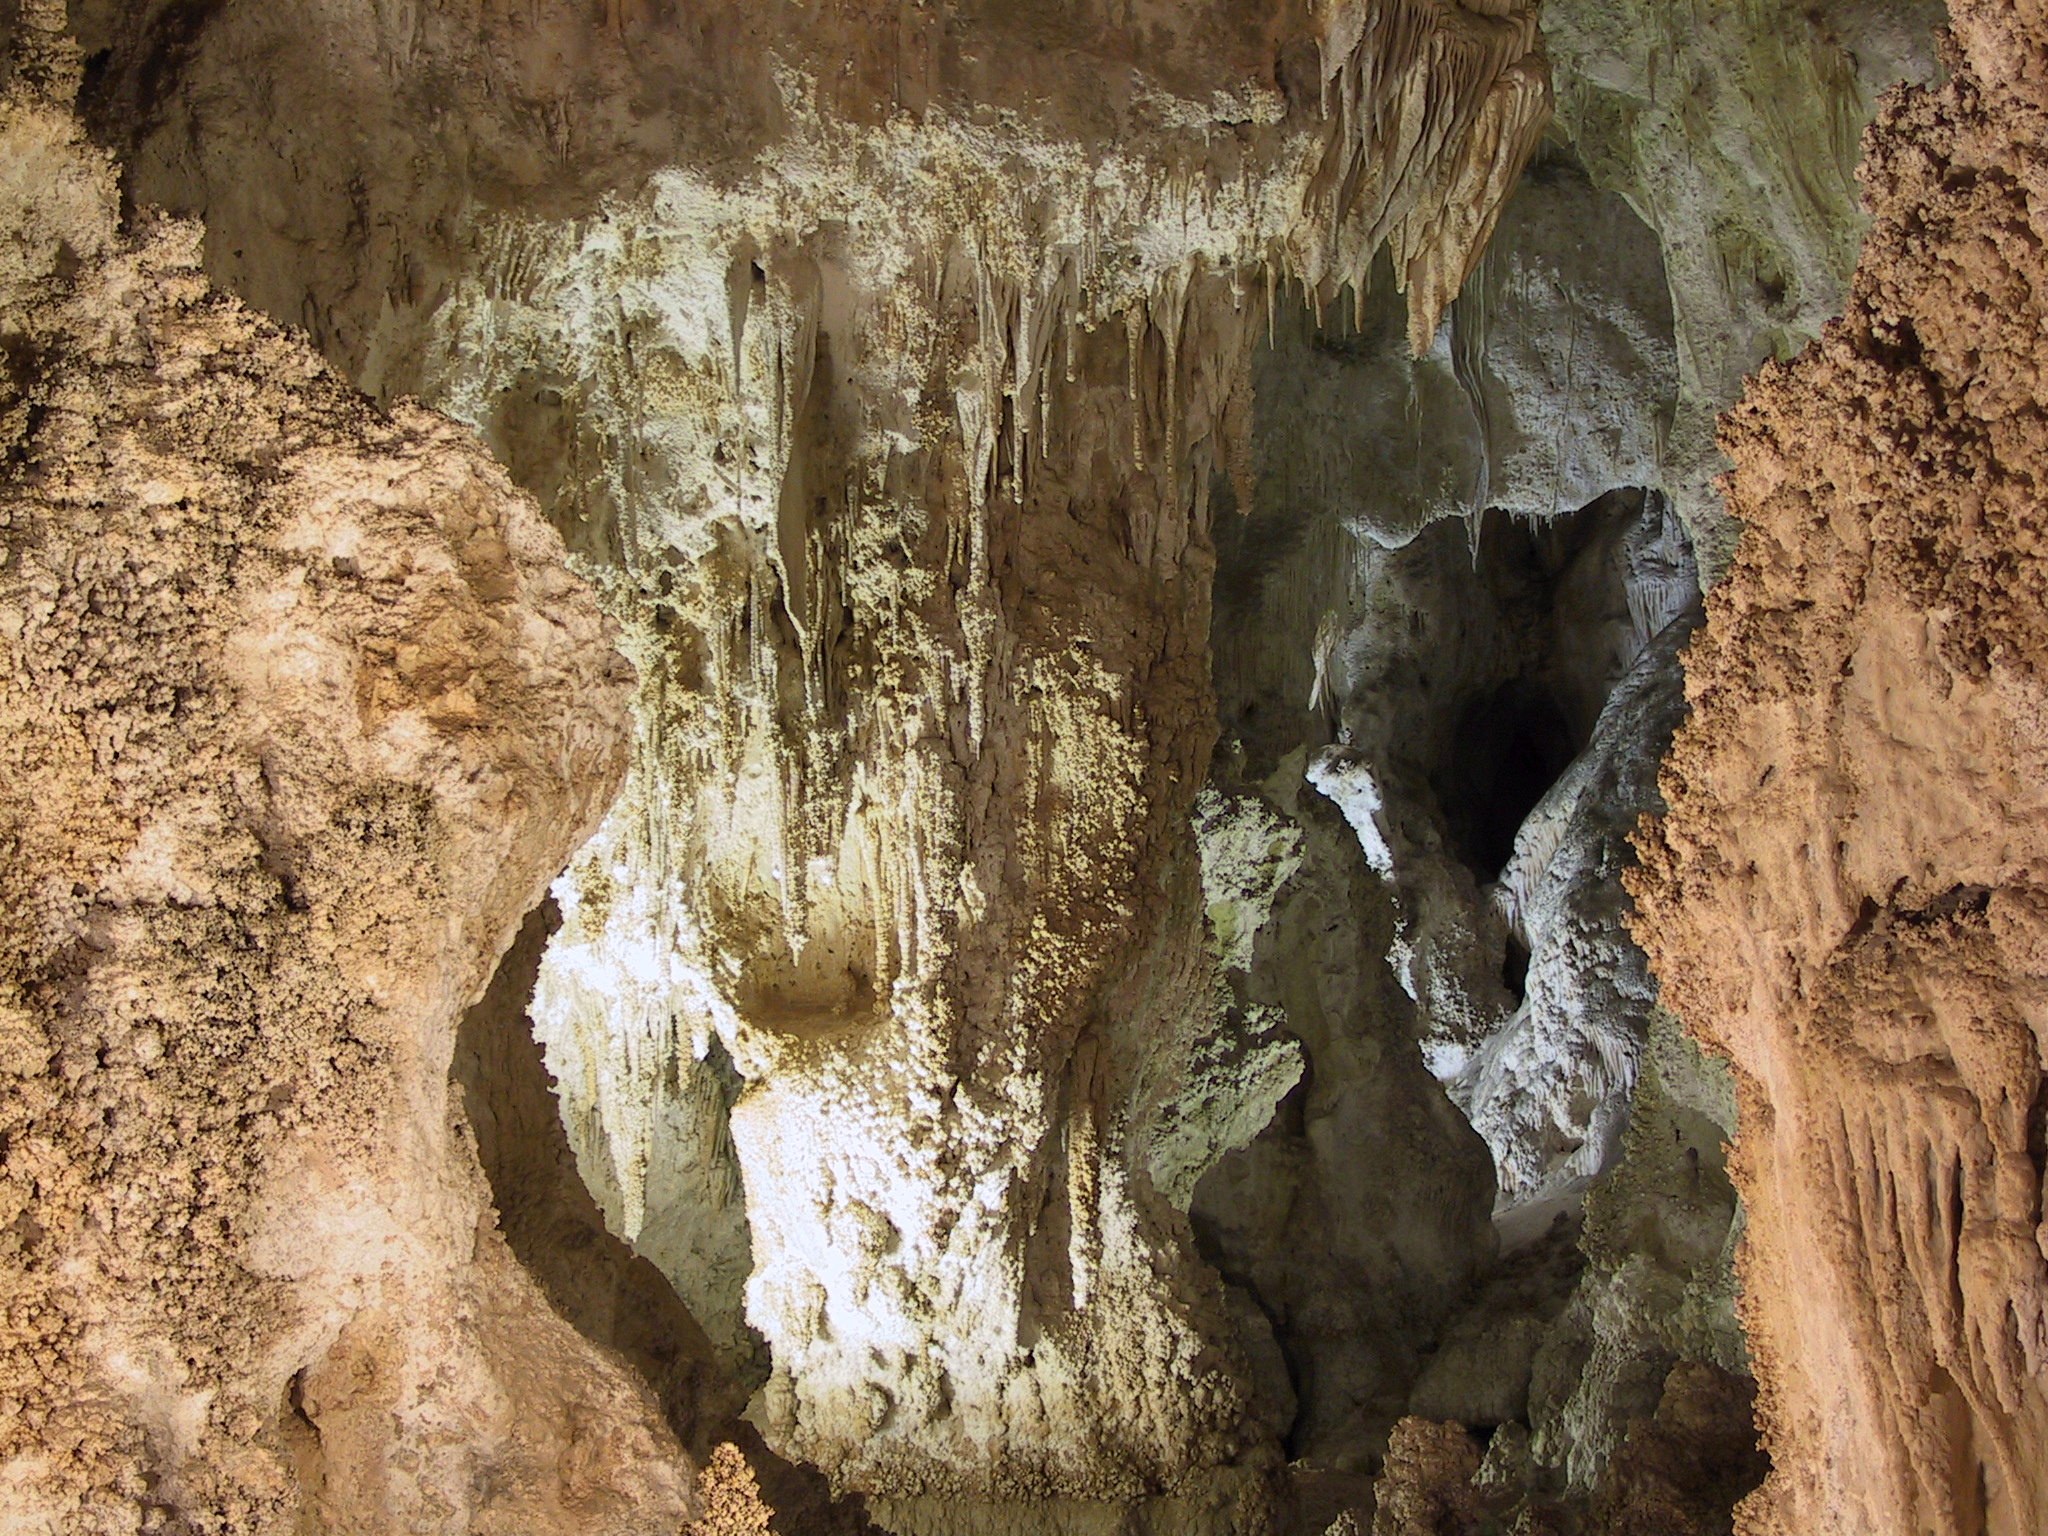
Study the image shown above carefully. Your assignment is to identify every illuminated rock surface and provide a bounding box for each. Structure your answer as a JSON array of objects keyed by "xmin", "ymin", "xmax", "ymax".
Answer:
[{"xmin": 0, "ymin": 14, "xmax": 673, "ymax": 1531}]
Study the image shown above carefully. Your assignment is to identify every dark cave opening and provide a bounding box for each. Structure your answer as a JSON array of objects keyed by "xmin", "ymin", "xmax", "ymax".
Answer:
[
  {"xmin": 1434, "ymin": 676, "xmax": 1578, "ymax": 880},
  {"xmin": 1501, "ymin": 930, "xmax": 1532, "ymax": 1003}
]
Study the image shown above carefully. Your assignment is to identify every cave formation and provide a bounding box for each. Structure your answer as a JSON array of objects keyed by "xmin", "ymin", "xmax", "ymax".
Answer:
[{"xmin": 6, "ymin": 0, "xmax": 2045, "ymax": 1532}]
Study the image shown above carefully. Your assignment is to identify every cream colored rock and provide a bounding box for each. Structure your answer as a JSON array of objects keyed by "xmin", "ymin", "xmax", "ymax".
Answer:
[
  {"xmin": 1543, "ymin": 0, "xmax": 1946, "ymax": 579},
  {"xmin": 120, "ymin": 0, "xmax": 1549, "ymax": 1509},
  {"xmin": 33, "ymin": 0, "xmax": 1978, "ymax": 1526}
]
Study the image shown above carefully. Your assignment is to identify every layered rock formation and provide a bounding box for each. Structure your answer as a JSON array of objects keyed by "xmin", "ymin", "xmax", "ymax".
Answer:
[
  {"xmin": 1633, "ymin": 3, "xmax": 2048, "ymax": 1531},
  {"xmin": 0, "ymin": 16, "xmax": 686, "ymax": 1531}
]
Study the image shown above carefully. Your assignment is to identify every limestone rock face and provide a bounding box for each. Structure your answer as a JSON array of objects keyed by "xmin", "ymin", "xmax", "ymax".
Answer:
[
  {"xmin": 1191, "ymin": 135, "xmax": 1734, "ymax": 1505},
  {"xmin": 0, "ymin": 34, "xmax": 671, "ymax": 1534},
  {"xmin": 1243, "ymin": 481, "xmax": 1699, "ymax": 1232},
  {"xmin": 1504, "ymin": 1003, "xmax": 1748, "ymax": 1494},
  {"xmin": 1218, "ymin": 164, "xmax": 1695, "ymax": 1226},
  {"xmin": 1205, "ymin": 474, "xmax": 1715, "ymax": 1498},
  {"xmin": 1246, "ymin": 153, "xmax": 1677, "ymax": 557},
  {"xmin": 1453, "ymin": 570, "xmax": 1698, "ymax": 1226},
  {"xmin": 1191, "ymin": 753, "xmax": 1496, "ymax": 1477},
  {"xmin": 1633, "ymin": 3, "xmax": 2048, "ymax": 1530},
  {"xmin": 13, "ymin": 0, "xmax": 2015, "ymax": 1529},
  {"xmin": 1375, "ymin": 1363, "xmax": 1766, "ymax": 1536}
]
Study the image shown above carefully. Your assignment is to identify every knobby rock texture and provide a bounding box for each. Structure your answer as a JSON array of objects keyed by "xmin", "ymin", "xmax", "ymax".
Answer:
[
  {"xmin": 0, "ymin": 20, "xmax": 682, "ymax": 1532},
  {"xmin": 6, "ymin": 0, "xmax": 1562, "ymax": 1524},
  {"xmin": 46, "ymin": 0, "xmax": 1562, "ymax": 1516},
  {"xmin": 1633, "ymin": 3, "xmax": 2048, "ymax": 1532}
]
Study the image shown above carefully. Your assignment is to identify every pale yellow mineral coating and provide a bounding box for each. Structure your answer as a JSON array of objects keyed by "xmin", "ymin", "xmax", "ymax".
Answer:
[
  {"xmin": 0, "ymin": 0, "xmax": 1567, "ymax": 1517},
  {"xmin": 383, "ymin": 0, "xmax": 1561, "ymax": 1502}
]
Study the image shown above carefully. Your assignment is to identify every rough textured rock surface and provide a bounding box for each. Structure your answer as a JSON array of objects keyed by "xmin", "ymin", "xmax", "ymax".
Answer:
[
  {"xmin": 1183, "ymin": 19, "xmax": 1960, "ymax": 1489},
  {"xmin": 1190, "ymin": 754, "xmax": 1495, "ymax": 1477},
  {"xmin": 0, "ymin": 23, "xmax": 683, "ymax": 1532},
  {"xmin": 1372, "ymin": 1362, "xmax": 1766, "ymax": 1536},
  {"xmin": 1194, "ymin": 114, "xmax": 1729, "ymax": 1506},
  {"xmin": 1218, "ymin": 158, "xmax": 1702, "ymax": 1229},
  {"xmin": 1246, "ymin": 149, "xmax": 1678, "ymax": 557},
  {"xmin": 1632, "ymin": 3, "xmax": 2048, "ymax": 1531},
  {"xmin": 692, "ymin": 1442, "xmax": 779, "ymax": 1536},
  {"xmin": 1512, "ymin": 1005, "xmax": 1748, "ymax": 1488},
  {"xmin": 1366, "ymin": 1419, "xmax": 1485, "ymax": 1536},
  {"xmin": 11, "ymin": 0, "xmax": 1995, "ymax": 1528},
  {"xmin": 1204, "ymin": 457, "xmax": 1722, "ymax": 1505}
]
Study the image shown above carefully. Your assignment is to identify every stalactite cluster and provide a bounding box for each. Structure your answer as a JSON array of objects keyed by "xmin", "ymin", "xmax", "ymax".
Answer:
[{"xmin": 5, "ymin": 0, "xmax": 2029, "ymax": 1530}]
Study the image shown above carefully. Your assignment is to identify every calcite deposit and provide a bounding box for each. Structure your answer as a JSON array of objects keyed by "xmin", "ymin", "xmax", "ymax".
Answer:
[
  {"xmin": 9, "ymin": 0, "xmax": 1564, "ymax": 1521},
  {"xmin": 1632, "ymin": 0, "xmax": 2048, "ymax": 1530},
  {"xmin": 0, "ymin": 15, "xmax": 680, "ymax": 1532},
  {"xmin": 51, "ymin": 0, "xmax": 1568, "ymax": 1517},
  {"xmin": 1541, "ymin": 0, "xmax": 1947, "ymax": 578}
]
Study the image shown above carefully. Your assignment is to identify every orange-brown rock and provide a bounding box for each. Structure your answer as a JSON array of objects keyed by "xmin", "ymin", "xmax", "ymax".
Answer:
[
  {"xmin": 1588, "ymin": 1362, "xmax": 1769, "ymax": 1536},
  {"xmin": 690, "ymin": 1442, "xmax": 780, "ymax": 1536},
  {"xmin": 0, "ymin": 24, "xmax": 676, "ymax": 1531},
  {"xmin": 1631, "ymin": 3, "xmax": 2048, "ymax": 1532},
  {"xmin": 1368, "ymin": 1418, "xmax": 1486, "ymax": 1536}
]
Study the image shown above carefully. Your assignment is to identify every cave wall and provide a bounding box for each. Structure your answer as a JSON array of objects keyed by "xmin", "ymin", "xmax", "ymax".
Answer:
[
  {"xmin": 1541, "ymin": 0, "xmax": 1948, "ymax": 580},
  {"xmin": 1631, "ymin": 1, "xmax": 2048, "ymax": 1530},
  {"xmin": 1196, "ymin": 140, "xmax": 1733, "ymax": 1514},
  {"xmin": 14, "ymin": 0, "xmax": 1563, "ymax": 1524},
  {"xmin": 1184, "ymin": 5, "xmax": 1962, "ymax": 1517},
  {"xmin": 0, "ymin": 15, "xmax": 682, "ymax": 1531}
]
